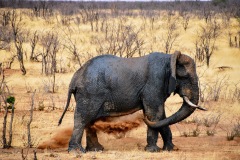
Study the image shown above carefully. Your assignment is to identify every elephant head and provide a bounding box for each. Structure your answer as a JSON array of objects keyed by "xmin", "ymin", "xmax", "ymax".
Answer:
[{"xmin": 144, "ymin": 51, "xmax": 207, "ymax": 128}]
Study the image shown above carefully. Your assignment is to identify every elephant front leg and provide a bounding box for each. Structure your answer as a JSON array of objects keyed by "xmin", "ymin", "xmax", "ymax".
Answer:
[
  {"xmin": 159, "ymin": 126, "xmax": 177, "ymax": 151},
  {"xmin": 145, "ymin": 127, "xmax": 160, "ymax": 152},
  {"xmin": 143, "ymin": 99, "xmax": 161, "ymax": 152},
  {"xmin": 86, "ymin": 127, "xmax": 104, "ymax": 152}
]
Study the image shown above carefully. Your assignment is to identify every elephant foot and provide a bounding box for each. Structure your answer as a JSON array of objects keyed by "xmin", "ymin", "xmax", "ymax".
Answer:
[
  {"xmin": 86, "ymin": 143, "xmax": 104, "ymax": 152},
  {"xmin": 163, "ymin": 143, "xmax": 178, "ymax": 151},
  {"xmin": 145, "ymin": 145, "xmax": 160, "ymax": 152},
  {"xmin": 68, "ymin": 145, "xmax": 86, "ymax": 153}
]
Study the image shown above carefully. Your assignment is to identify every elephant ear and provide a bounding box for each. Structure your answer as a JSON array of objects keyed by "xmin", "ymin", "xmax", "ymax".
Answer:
[{"xmin": 168, "ymin": 51, "xmax": 181, "ymax": 95}]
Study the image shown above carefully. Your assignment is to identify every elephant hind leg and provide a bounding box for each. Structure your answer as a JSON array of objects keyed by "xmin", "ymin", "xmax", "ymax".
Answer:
[
  {"xmin": 68, "ymin": 98, "xmax": 104, "ymax": 153},
  {"xmin": 68, "ymin": 110, "xmax": 87, "ymax": 153},
  {"xmin": 86, "ymin": 126, "xmax": 104, "ymax": 152}
]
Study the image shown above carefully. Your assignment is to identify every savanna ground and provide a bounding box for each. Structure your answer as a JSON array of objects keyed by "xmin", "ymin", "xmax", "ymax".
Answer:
[{"xmin": 0, "ymin": 1, "xmax": 240, "ymax": 160}]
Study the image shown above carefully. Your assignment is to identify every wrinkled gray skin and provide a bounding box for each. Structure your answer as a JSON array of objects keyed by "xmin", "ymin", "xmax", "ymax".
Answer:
[{"xmin": 58, "ymin": 51, "xmax": 203, "ymax": 153}]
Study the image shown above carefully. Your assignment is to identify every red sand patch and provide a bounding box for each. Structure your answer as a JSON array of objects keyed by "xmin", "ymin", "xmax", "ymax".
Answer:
[
  {"xmin": 92, "ymin": 112, "xmax": 143, "ymax": 134},
  {"xmin": 37, "ymin": 112, "xmax": 143, "ymax": 149},
  {"xmin": 37, "ymin": 127, "xmax": 72, "ymax": 149}
]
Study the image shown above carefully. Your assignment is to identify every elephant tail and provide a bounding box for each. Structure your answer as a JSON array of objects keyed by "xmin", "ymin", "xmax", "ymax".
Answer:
[{"xmin": 58, "ymin": 90, "xmax": 73, "ymax": 126}]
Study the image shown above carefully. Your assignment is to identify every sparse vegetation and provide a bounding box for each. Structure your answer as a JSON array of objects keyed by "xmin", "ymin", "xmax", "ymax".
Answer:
[
  {"xmin": 37, "ymin": 100, "xmax": 45, "ymax": 111},
  {"xmin": 219, "ymin": 118, "xmax": 240, "ymax": 141},
  {"xmin": 194, "ymin": 17, "xmax": 221, "ymax": 67},
  {"xmin": 0, "ymin": 70, "xmax": 15, "ymax": 149},
  {"xmin": 161, "ymin": 15, "xmax": 180, "ymax": 54},
  {"xmin": 233, "ymin": 120, "xmax": 240, "ymax": 137},
  {"xmin": 182, "ymin": 125, "xmax": 201, "ymax": 137}
]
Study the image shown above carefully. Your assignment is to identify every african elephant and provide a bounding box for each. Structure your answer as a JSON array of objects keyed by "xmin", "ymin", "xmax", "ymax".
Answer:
[{"xmin": 58, "ymin": 51, "xmax": 206, "ymax": 153}]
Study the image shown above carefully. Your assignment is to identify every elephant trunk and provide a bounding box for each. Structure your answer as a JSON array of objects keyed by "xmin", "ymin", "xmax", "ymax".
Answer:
[{"xmin": 143, "ymin": 90, "xmax": 203, "ymax": 128}]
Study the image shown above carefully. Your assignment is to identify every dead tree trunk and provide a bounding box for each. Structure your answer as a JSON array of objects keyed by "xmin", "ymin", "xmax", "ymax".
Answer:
[
  {"xmin": 7, "ymin": 103, "xmax": 15, "ymax": 147},
  {"xmin": 2, "ymin": 105, "xmax": 8, "ymax": 148},
  {"xmin": 30, "ymin": 31, "xmax": 39, "ymax": 61},
  {"xmin": 27, "ymin": 90, "xmax": 36, "ymax": 148},
  {"xmin": 1, "ymin": 72, "xmax": 8, "ymax": 148},
  {"xmin": 33, "ymin": 150, "xmax": 37, "ymax": 160}
]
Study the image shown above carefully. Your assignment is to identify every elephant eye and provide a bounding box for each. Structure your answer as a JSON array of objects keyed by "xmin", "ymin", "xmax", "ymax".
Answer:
[
  {"xmin": 177, "ymin": 74, "xmax": 188, "ymax": 80},
  {"xmin": 176, "ymin": 66, "xmax": 188, "ymax": 78}
]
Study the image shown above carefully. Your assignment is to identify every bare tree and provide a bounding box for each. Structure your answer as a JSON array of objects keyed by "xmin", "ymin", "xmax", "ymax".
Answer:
[
  {"xmin": 32, "ymin": 4, "xmax": 40, "ymax": 17},
  {"xmin": 10, "ymin": 10, "xmax": 27, "ymax": 75},
  {"xmin": 41, "ymin": 31, "xmax": 60, "ymax": 93},
  {"xmin": 62, "ymin": 26, "xmax": 82, "ymax": 67},
  {"xmin": 39, "ymin": 1, "xmax": 51, "ymax": 18},
  {"xmin": 180, "ymin": 11, "xmax": 190, "ymax": 31},
  {"xmin": 161, "ymin": 17, "xmax": 180, "ymax": 54},
  {"xmin": 0, "ymin": 25, "xmax": 11, "ymax": 51},
  {"xmin": 41, "ymin": 31, "xmax": 60, "ymax": 75},
  {"xmin": 93, "ymin": 20, "xmax": 144, "ymax": 57},
  {"xmin": 227, "ymin": 30, "xmax": 240, "ymax": 48},
  {"xmin": 228, "ymin": 31, "xmax": 233, "ymax": 47},
  {"xmin": 0, "ymin": 54, "xmax": 16, "ymax": 70},
  {"xmin": 78, "ymin": 4, "xmax": 100, "ymax": 32},
  {"xmin": 0, "ymin": 11, "xmax": 11, "ymax": 51},
  {"xmin": 220, "ymin": 8, "xmax": 232, "ymax": 28},
  {"xmin": 1, "ymin": 11, "xmax": 11, "ymax": 27},
  {"xmin": 30, "ymin": 31, "xmax": 40, "ymax": 61},
  {"xmin": 195, "ymin": 18, "xmax": 221, "ymax": 67},
  {"xmin": 202, "ymin": 5, "xmax": 213, "ymax": 23}
]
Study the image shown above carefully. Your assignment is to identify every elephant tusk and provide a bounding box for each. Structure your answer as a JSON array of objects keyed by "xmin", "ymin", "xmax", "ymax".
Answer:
[{"xmin": 183, "ymin": 96, "xmax": 207, "ymax": 111}]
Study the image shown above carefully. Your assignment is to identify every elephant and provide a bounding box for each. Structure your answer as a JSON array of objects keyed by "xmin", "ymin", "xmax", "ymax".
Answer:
[{"xmin": 58, "ymin": 51, "xmax": 206, "ymax": 153}]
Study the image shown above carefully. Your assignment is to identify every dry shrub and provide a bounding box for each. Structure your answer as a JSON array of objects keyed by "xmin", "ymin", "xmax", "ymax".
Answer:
[
  {"xmin": 219, "ymin": 118, "xmax": 240, "ymax": 141},
  {"xmin": 181, "ymin": 124, "xmax": 201, "ymax": 137},
  {"xmin": 233, "ymin": 120, "xmax": 240, "ymax": 137}
]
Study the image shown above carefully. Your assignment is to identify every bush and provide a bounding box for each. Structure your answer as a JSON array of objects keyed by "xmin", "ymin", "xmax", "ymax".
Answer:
[
  {"xmin": 38, "ymin": 101, "xmax": 45, "ymax": 111},
  {"xmin": 7, "ymin": 96, "xmax": 15, "ymax": 104}
]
